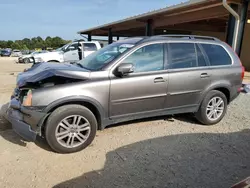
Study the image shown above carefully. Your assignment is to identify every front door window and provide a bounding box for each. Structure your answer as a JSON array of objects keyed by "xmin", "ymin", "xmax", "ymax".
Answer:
[{"xmin": 122, "ymin": 43, "xmax": 164, "ymax": 73}]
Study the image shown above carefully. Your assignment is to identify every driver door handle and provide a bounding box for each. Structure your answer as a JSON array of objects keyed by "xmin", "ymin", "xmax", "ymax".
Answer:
[
  {"xmin": 154, "ymin": 77, "xmax": 165, "ymax": 83},
  {"xmin": 200, "ymin": 73, "xmax": 210, "ymax": 78}
]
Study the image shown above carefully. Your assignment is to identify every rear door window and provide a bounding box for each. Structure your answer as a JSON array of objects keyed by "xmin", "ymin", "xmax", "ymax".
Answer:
[
  {"xmin": 201, "ymin": 44, "xmax": 232, "ymax": 66},
  {"xmin": 168, "ymin": 43, "xmax": 197, "ymax": 69}
]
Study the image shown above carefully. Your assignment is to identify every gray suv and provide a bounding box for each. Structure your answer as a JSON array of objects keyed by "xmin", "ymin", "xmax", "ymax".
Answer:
[{"xmin": 5, "ymin": 35, "xmax": 244, "ymax": 153}]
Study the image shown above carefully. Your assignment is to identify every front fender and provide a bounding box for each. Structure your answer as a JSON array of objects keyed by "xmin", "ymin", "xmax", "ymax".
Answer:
[{"xmin": 43, "ymin": 95, "xmax": 107, "ymax": 124}]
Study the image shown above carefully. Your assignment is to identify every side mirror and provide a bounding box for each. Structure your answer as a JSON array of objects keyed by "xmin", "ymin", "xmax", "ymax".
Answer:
[{"xmin": 117, "ymin": 63, "xmax": 134, "ymax": 76}]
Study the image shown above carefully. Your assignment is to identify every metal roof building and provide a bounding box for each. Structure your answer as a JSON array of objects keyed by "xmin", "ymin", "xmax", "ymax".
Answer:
[{"xmin": 78, "ymin": 0, "xmax": 250, "ymax": 70}]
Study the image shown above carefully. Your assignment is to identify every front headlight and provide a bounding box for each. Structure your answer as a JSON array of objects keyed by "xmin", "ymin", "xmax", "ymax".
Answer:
[{"xmin": 23, "ymin": 90, "xmax": 32, "ymax": 106}]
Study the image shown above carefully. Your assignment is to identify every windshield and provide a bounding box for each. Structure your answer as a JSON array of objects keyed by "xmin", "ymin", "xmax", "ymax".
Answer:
[
  {"xmin": 78, "ymin": 42, "xmax": 135, "ymax": 70},
  {"xmin": 56, "ymin": 44, "xmax": 69, "ymax": 52}
]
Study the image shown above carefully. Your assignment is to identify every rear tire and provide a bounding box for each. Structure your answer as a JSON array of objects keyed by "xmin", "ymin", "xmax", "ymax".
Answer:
[
  {"xmin": 45, "ymin": 105, "xmax": 97, "ymax": 153},
  {"xmin": 195, "ymin": 90, "xmax": 227, "ymax": 125}
]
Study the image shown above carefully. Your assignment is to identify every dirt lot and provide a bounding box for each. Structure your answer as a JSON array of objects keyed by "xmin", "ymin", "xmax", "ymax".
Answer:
[{"xmin": 0, "ymin": 57, "xmax": 249, "ymax": 188}]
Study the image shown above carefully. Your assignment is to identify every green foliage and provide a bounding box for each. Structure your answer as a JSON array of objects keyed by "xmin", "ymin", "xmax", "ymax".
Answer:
[{"xmin": 0, "ymin": 36, "xmax": 71, "ymax": 50}]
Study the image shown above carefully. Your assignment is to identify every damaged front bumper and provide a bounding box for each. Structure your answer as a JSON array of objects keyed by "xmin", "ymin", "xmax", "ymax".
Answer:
[{"xmin": 4, "ymin": 98, "xmax": 47, "ymax": 141}]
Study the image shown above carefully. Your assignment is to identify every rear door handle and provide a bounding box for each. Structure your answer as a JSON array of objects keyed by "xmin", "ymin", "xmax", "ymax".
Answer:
[
  {"xmin": 200, "ymin": 73, "xmax": 210, "ymax": 78},
  {"xmin": 154, "ymin": 77, "xmax": 165, "ymax": 83}
]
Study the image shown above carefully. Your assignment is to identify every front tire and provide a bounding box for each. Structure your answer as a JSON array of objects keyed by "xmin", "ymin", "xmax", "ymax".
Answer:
[
  {"xmin": 195, "ymin": 90, "xmax": 227, "ymax": 125},
  {"xmin": 23, "ymin": 58, "xmax": 29, "ymax": 64},
  {"xmin": 45, "ymin": 105, "xmax": 97, "ymax": 153}
]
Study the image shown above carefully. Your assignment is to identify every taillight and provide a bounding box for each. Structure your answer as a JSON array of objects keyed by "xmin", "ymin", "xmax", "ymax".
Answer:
[{"xmin": 241, "ymin": 66, "xmax": 245, "ymax": 80}]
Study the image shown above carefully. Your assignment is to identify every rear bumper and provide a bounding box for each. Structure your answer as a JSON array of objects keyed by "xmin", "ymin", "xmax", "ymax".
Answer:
[
  {"xmin": 230, "ymin": 92, "xmax": 240, "ymax": 102},
  {"xmin": 229, "ymin": 85, "xmax": 241, "ymax": 103},
  {"xmin": 4, "ymin": 99, "xmax": 46, "ymax": 141}
]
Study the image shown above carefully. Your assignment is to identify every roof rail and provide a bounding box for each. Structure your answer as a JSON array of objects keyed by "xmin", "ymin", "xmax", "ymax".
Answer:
[{"xmin": 156, "ymin": 35, "xmax": 219, "ymax": 41}]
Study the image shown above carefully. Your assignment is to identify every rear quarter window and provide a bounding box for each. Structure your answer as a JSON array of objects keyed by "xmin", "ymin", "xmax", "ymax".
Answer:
[{"xmin": 201, "ymin": 44, "xmax": 232, "ymax": 66}]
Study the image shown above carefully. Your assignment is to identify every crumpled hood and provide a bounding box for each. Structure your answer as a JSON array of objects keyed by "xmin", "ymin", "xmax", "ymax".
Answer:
[{"xmin": 17, "ymin": 62, "xmax": 90, "ymax": 87}]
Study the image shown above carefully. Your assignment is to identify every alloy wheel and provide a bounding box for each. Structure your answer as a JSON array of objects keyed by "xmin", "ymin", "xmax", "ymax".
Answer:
[
  {"xmin": 206, "ymin": 96, "xmax": 225, "ymax": 121},
  {"xmin": 55, "ymin": 115, "xmax": 91, "ymax": 148}
]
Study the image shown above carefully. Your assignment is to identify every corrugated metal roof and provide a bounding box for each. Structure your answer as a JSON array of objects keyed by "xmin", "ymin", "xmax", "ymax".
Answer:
[{"xmin": 78, "ymin": 0, "xmax": 208, "ymax": 34}]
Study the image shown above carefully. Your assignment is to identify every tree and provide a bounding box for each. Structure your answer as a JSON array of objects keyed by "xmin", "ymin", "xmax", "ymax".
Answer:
[
  {"xmin": 45, "ymin": 36, "xmax": 52, "ymax": 48},
  {"xmin": 37, "ymin": 36, "xmax": 43, "ymax": 42},
  {"xmin": 22, "ymin": 38, "xmax": 31, "ymax": 49},
  {"xmin": 0, "ymin": 40, "xmax": 7, "ymax": 48},
  {"xmin": 0, "ymin": 36, "xmax": 69, "ymax": 50},
  {"xmin": 20, "ymin": 44, "xmax": 28, "ymax": 50},
  {"xmin": 11, "ymin": 43, "xmax": 21, "ymax": 50},
  {"xmin": 50, "ymin": 36, "xmax": 65, "ymax": 48},
  {"xmin": 6, "ymin": 40, "xmax": 14, "ymax": 48}
]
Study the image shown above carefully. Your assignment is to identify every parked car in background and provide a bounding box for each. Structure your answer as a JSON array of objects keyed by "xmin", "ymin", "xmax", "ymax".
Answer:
[
  {"xmin": 5, "ymin": 35, "xmax": 244, "ymax": 153},
  {"xmin": 21, "ymin": 50, "xmax": 30, "ymax": 55},
  {"xmin": 11, "ymin": 50, "xmax": 22, "ymax": 57},
  {"xmin": 30, "ymin": 41, "xmax": 101, "ymax": 64},
  {"xmin": 18, "ymin": 50, "xmax": 48, "ymax": 63},
  {"xmin": 0, "ymin": 49, "xmax": 12, "ymax": 57}
]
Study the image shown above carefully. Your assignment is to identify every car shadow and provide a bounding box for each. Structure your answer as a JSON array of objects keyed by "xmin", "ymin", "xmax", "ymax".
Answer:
[
  {"xmin": 54, "ymin": 130, "xmax": 250, "ymax": 188},
  {"xmin": 0, "ymin": 102, "xmax": 52, "ymax": 151},
  {"xmin": 0, "ymin": 100, "xmax": 199, "ymax": 152},
  {"xmin": 0, "ymin": 113, "xmax": 27, "ymax": 147},
  {"xmin": 106, "ymin": 113, "xmax": 198, "ymax": 129}
]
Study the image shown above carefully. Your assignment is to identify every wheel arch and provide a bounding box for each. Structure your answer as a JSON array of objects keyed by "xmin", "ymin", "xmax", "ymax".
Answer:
[
  {"xmin": 199, "ymin": 84, "xmax": 231, "ymax": 105},
  {"xmin": 43, "ymin": 96, "xmax": 106, "ymax": 130}
]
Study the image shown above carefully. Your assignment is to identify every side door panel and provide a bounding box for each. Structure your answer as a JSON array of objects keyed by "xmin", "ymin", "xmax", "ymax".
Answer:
[
  {"xmin": 165, "ymin": 43, "xmax": 211, "ymax": 109},
  {"xmin": 166, "ymin": 68, "xmax": 211, "ymax": 108},
  {"xmin": 110, "ymin": 72, "xmax": 168, "ymax": 117},
  {"xmin": 63, "ymin": 43, "xmax": 79, "ymax": 62},
  {"xmin": 109, "ymin": 43, "xmax": 168, "ymax": 118}
]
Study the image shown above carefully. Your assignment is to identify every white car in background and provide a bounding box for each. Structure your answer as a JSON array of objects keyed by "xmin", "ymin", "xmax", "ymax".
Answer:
[
  {"xmin": 11, "ymin": 50, "xmax": 22, "ymax": 57},
  {"xmin": 31, "ymin": 41, "xmax": 101, "ymax": 63},
  {"xmin": 18, "ymin": 50, "xmax": 48, "ymax": 63}
]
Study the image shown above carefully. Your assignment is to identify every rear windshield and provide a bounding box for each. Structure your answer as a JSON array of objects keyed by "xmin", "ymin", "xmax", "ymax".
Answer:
[{"xmin": 201, "ymin": 44, "xmax": 232, "ymax": 66}]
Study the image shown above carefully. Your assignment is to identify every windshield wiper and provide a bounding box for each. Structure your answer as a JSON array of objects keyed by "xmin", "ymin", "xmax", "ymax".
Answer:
[{"xmin": 75, "ymin": 63, "xmax": 90, "ymax": 70}]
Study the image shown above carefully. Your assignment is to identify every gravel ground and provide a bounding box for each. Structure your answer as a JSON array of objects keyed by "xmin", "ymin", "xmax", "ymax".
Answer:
[{"xmin": 0, "ymin": 57, "xmax": 249, "ymax": 188}]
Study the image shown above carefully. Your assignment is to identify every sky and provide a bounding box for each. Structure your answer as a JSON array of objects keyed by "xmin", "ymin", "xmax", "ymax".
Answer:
[{"xmin": 0, "ymin": 0, "xmax": 183, "ymax": 41}]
